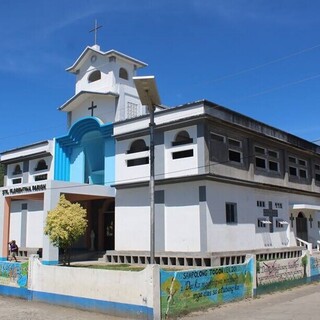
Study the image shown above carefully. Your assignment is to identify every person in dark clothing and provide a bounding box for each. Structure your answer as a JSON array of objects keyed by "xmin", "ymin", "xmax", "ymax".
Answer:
[{"xmin": 8, "ymin": 240, "xmax": 18, "ymax": 262}]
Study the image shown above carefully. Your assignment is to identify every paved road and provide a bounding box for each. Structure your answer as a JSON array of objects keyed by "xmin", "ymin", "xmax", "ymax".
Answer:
[
  {"xmin": 1, "ymin": 283, "xmax": 320, "ymax": 319},
  {"xmin": 0, "ymin": 296, "xmax": 118, "ymax": 320},
  {"xmin": 183, "ymin": 282, "xmax": 320, "ymax": 320}
]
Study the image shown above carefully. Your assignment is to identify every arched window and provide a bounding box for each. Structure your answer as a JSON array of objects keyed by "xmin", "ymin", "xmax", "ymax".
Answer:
[
  {"xmin": 172, "ymin": 130, "xmax": 194, "ymax": 159},
  {"xmin": 12, "ymin": 164, "xmax": 22, "ymax": 175},
  {"xmin": 128, "ymin": 139, "xmax": 149, "ymax": 154},
  {"xmin": 172, "ymin": 130, "xmax": 193, "ymax": 146},
  {"xmin": 126, "ymin": 139, "xmax": 149, "ymax": 167},
  {"xmin": 119, "ymin": 67, "xmax": 128, "ymax": 80},
  {"xmin": 88, "ymin": 70, "xmax": 101, "ymax": 83},
  {"xmin": 35, "ymin": 159, "xmax": 48, "ymax": 171}
]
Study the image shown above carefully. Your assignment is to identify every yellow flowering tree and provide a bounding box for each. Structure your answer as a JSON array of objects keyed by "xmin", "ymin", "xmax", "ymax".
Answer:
[{"xmin": 44, "ymin": 194, "xmax": 87, "ymax": 265}]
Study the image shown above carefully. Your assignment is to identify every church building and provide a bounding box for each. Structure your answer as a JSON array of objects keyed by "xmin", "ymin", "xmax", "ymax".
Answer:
[
  {"xmin": 113, "ymin": 99, "xmax": 320, "ymax": 265},
  {"xmin": 0, "ymin": 43, "xmax": 148, "ymax": 264},
  {"xmin": 1, "ymin": 39, "xmax": 320, "ymax": 265}
]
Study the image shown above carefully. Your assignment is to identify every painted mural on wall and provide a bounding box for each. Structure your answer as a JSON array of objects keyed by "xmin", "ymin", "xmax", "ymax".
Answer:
[
  {"xmin": 310, "ymin": 253, "xmax": 320, "ymax": 277},
  {"xmin": 257, "ymin": 256, "xmax": 307, "ymax": 286},
  {"xmin": 160, "ymin": 257, "xmax": 254, "ymax": 319},
  {"xmin": 0, "ymin": 262, "xmax": 28, "ymax": 288}
]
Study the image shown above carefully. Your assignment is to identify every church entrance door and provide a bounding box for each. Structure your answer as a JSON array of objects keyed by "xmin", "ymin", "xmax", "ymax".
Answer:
[
  {"xmin": 296, "ymin": 212, "xmax": 308, "ymax": 242},
  {"xmin": 104, "ymin": 202, "xmax": 115, "ymax": 250}
]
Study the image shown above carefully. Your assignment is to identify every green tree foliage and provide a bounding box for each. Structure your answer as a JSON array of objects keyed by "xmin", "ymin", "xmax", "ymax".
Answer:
[{"xmin": 44, "ymin": 194, "xmax": 87, "ymax": 265}]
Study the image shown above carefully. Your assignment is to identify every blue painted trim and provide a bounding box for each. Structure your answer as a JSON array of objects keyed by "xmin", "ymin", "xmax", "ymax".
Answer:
[
  {"xmin": 32, "ymin": 290, "xmax": 153, "ymax": 319},
  {"xmin": 0, "ymin": 257, "xmax": 7, "ymax": 261},
  {"xmin": 0, "ymin": 285, "xmax": 31, "ymax": 299},
  {"xmin": 41, "ymin": 260, "xmax": 59, "ymax": 265}
]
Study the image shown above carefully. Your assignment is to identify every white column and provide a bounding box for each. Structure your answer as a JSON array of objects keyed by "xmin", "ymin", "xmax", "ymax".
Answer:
[{"xmin": 42, "ymin": 181, "xmax": 60, "ymax": 264}]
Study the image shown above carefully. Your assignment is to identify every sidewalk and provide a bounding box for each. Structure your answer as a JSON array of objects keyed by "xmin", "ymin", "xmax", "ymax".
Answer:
[{"xmin": 182, "ymin": 282, "xmax": 320, "ymax": 320}]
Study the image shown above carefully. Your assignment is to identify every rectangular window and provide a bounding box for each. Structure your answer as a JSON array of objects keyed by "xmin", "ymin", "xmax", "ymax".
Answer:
[
  {"xmin": 228, "ymin": 138, "xmax": 241, "ymax": 148},
  {"xmin": 288, "ymin": 155, "xmax": 308, "ymax": 179},
  {"xmin": 276, "ymin": 219, "xmax": 284, "ymax": 228},
  {"xmin": 269, "ymin": 161, "xmax": 279, "ymax": 172},
  {"xmin": 254, "ymin": 146, "xmax": 265, "ymax": 154},
  {"xmin": 12, "ymin": 178, "xmax": 21, "ymax": 184},
  {"xmin": 268, "ymin": 150, "xmax": 278, "ymax": 158},
  {"xmin": 255, "ymin": 157, "xmax": 266, "ymax": 169},
  {"xmin": 299, "ymin": 169, "xmax": 307, "ymax": 179},
  {"xmin": 35, "ymin": 174, "xmax": 48, "ymax": 181},
  {"xmin": 315, "ymin": 164, "xmax": 320, "ymax": 171},
  {"xmin": 257, "ymin": 201, "xmax": 265, "ymax": 207},
  {"xmin": 172, "ymin": 149, "xmax": 194, "ymax": 160},
  {"xmin": 226, "ymin": 203, "xmax": 237, "ymax": 224},
  {"xmin": 289, "ymin": 156, "xmax": 296, "ymax": 163},
  {"xmin": 127, "ymin": 157, "xmax": 149, "ymax": 167},
  {"xmin": 210, "ymin": 133, "xmax": 225, "ymax": 143},
  {"xmin": 289, "ymin": 166, "xmax": 297, "ymax": 176},
  {"xmin": 254, "ymin": 145, "xmax": 280, "ymax": 173},
  {"xmin": 257, "ymin": 218, "xmax": 267, "ymax": 228},
  {"xmin": 316, "ymin": 173, "xmax": 320, "ymax": 182},
  {"xmin": 127, "ymin": 102, "xmax": 138, "ymax": 119},
  {"xmin": 228, "ymin": 150, "xmax": 242, "ymax": 163},
  {"xmin": 298, "ymin": 159, "xmax": 306, "ymax": 166}
]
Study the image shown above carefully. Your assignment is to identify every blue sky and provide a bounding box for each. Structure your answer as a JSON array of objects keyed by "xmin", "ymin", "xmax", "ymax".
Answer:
[{"xmin": 1, "ymin": 0, "xmax": 320, "ymax": 151}]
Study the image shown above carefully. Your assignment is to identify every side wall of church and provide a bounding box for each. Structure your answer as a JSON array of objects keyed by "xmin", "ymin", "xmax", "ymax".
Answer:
[
  {"xmin": 115, "ymin": 179, "xmax": 320, "ymax": 253},
  {"xmin": 9, "ymin": 199, "xmax": 44, "ymax": 249}
]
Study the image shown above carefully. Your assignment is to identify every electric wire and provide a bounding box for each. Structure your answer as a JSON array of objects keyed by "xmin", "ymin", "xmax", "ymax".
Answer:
[{"xmin": 3, "ymin": 42, "xmax": 320, "ymax": 144}]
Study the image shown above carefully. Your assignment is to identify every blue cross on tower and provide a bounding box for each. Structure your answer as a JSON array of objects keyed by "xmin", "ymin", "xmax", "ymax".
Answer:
[{"xmin": 263, "ymin": 201, "xmax": 278, "ymax": 233}]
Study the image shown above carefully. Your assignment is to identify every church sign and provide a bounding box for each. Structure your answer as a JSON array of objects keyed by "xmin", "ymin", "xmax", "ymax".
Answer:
[
  {"xmin": 0, "ymin": 261, "xmax": 28, "ymax": 288},
  {"xmin": 310, "ymin": 252, "xmax": 320, "ymax": 278},
  {"xmin": 2, "ymin": 184, "xmax": 47, "ymax": 196},
  {"xmin": 160, "ymin": 257, "xmax": 254, "ymax": 319},
  {"xmin": 257, "ymin": 256, "xmax": 306, "ymax": 286}
]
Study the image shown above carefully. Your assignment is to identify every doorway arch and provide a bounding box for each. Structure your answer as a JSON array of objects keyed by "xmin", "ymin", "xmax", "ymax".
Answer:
[{"xmin": 296, "ymin": 212, "xmax": 308, "ymax": 241}]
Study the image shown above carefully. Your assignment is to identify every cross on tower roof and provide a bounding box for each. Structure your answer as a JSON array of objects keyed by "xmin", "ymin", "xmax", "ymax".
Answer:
[{"xmin": 89, "ymin": 19, "xmax": 102, "ymax": 46}]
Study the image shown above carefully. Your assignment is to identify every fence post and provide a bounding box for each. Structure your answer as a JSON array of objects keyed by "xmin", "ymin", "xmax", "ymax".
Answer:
[{"xmin": 152, "ymin": 264, "xmax": 161, "ymax": 320}]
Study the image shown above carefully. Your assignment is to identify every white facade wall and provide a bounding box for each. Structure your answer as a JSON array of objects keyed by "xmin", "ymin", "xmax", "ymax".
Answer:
[
  {"xmin": 164, "ymin": 125, "xmax": 199, "ymax": 179},
  {"xmin": 9, "ymin": 200, "xmax": 44, "ymax": 249},
  {"xmin": 29, "ymin": 156, "xmax": 53, "ymax": 182},
  {"xmin": 115, "ymin": 188, "xmax": 150, "ymax": 251},
  {"xmin": 70, "ymin": 95, "xmax": 116, "ymax": 125},
  {"xmin": 116, "ymin": 135, "xmax": 150, "ymax": 184},
  {"xmin": 75, "ymin": 54, "xmax": 115, "ymax": 94},
  {"xmin": 164, "ymin": 182, "xmax": 201, "ymax": 251},
  {"xmin": 115, "ymin": 177, "xmax": 320, "ymax": 253},
  {"xmin": 9, "ymin": 210, "xmax": 22, "ymax": 247},
  {"xmin": 114, "ymin": 104, "xmax": 205, "ymax": 136},
  {"xmin": 205, "ymin": 181, "xmax": 320, "ymax": 252}
]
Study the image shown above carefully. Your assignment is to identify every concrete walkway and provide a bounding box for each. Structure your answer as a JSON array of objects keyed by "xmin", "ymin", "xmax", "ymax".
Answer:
[
  {"xmin": 1, "ymin": 282, "xmax": 319, "ymax": 319},
  {"xmin": 183, "ymin": 282, "xmax": 320, "ymax": 320}
]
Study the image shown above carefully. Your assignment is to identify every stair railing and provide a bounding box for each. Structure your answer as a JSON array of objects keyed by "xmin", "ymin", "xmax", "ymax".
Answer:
[{"xmin": 296, "ymin": 237, "xmax": 312, "ymax": 254}]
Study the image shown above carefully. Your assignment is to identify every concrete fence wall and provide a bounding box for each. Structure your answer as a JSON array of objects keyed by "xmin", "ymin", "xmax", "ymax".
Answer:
[
  {"xmin": 1, "ymin": 252, "xmax": 320, "ymax": 319},
  {"xmin": 28, "ymin": 255, "xmax": 160, "ymax": 319}
]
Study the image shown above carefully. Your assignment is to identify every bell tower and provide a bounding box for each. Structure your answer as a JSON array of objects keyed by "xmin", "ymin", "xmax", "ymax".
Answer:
[{"xmin": 58, "ymin": 35, "xmax": 148, "ymax": 127}]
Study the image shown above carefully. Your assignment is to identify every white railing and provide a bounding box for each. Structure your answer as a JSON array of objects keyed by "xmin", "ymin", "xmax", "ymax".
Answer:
[{"xmin": 296, "ymin": 237, "xmax": 313, "ymax": 254}]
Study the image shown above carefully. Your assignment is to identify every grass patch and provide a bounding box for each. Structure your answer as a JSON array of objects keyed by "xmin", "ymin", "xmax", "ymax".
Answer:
[{"xmin": 71, "ymin": 263, "xmax": 145, "ymax": 271}]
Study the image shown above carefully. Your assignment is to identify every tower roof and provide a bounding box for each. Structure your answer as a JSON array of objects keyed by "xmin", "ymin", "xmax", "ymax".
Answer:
[{"xmin": 66, "ymin": 46, "xmax": 148, "ymax": 74}]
